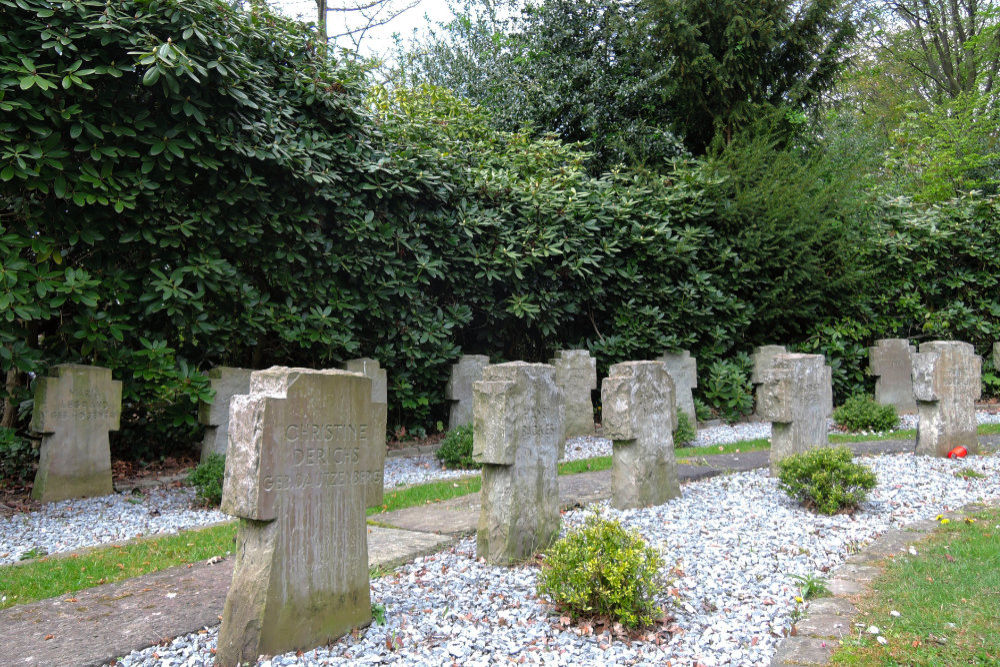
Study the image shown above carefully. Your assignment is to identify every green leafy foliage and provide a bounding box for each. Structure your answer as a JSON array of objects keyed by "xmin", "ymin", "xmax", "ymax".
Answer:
[
  {"xmin": 672, "ymin": 411, "xmax": 696, "ymax": 446},
  {"xmin": 537, "ymin": 515, "xmax": 665, "ymax": 629},
  {"xmin": 435, "ymin": 424, "xmax": 478, "ymax": 469},
  {"xmin": 693, "ymin": 398, "xmax": 712, "ymax": 423},
  {"xmin": 186, "ymin": 453, "xmax": 225, "ymax": 507},
  {"xmin": 833, "ymin": 395, "xmax": 899, "ymax": 433},
  {"xmin": 0, "ymin": 427, "xmax": 34, "ymax": 485},
  {"xmin": 777, "ymin": 447, "xmax": 878, "ymax": 515},
  {"xmin": 699, "ymin": 355, "xmax": 754, "ymax": 422}
]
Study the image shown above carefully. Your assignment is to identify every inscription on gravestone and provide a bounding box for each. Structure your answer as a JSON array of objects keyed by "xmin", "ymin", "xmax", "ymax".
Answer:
[
  {"xmin": 344, "ymin": 358, "xmax": 387, "ymax": 506},
  {"xmin": 657, "ymin": 350, "xmax": 698, "ymax": 427},
  {"xmin": 473, "ymin": 362, "xmax": 563, "ymax": 565},
  {"xmin": 30, "ymin": 365, "xmax": 121, "ymax": 503},
  {"xmin": 446, "ymin": 355, "xmax": 490, "ymax": 429},
  {"xmin": 216, "ymin": 367, "xmax": 376, "ymax": 667},
  {"xmin": 198, "ymin": 366, "xmax": 252, "ymax": 462},
  {"xmin": 549, "ymin": 349, "xmax": 596, "ymax": 444},
  {"xmin": 869, "ymin": 339, "xmax": 916, "ymax": 414},
  {"xmin": 756, "ymin": 354, "xmax": 833, "ymax": 473},
  {"xmin": 602, "ymin": 361, "xmax": 680, "ymax": 509},
  {"xmin": 912, "ymin": 341, "xmax": 981, "ymax": 457}
]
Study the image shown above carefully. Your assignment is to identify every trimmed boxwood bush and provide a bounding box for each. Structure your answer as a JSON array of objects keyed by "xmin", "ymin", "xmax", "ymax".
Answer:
[
  {"xmin": 833, "ymin": 395, "xmax": 899, "ymax": 433},
  {"xmin": 777, "ymin": 447, "xmax": 878, "ymax": 515},
  {"xmin": 537, "ymin": 515, "xmax": 665, "ymax": 629},
  {"xmin": 435, "ymin": 424, "xmax": 477, "ymax": 469},
  {"xmin": 187, "ymin": 453, "xmax": 225, "ymax": 507},
  {"xmin": 673, "ymin": 411, "xmax": 696, "ymax": 446}
]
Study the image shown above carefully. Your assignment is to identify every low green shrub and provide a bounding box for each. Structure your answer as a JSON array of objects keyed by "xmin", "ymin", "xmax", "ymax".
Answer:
[
  {"xmin": 436, "ymin": 424, "xmax": 478, "ymax": 469},
  {"xmin": 833, "ymin": 395, "xmax": 899, "ymax": 433},
  {"xmin": 673, "ymin": 411, "xmax": 696, "ymax": 446},
  {"xmin": 537, "ymin": 515, "xmax": 665, "ymax": 629},
  {"xmin": 693, "ymin": 398, "xmax": 712, "ymax": 423},
  {"xmin": 777, "ymin": 447, "xmax": 878, "ymax": 515},
  {"xmin": 0, "ymin": 428, "xmax": 35, "ymax": 486},
  {"xmin": 187, "ymin": 454, "xmax": 226, "ymax": 507},
  {"xmin": 700, "ymin": 355, "xmax": 754, "ymax": 422}
]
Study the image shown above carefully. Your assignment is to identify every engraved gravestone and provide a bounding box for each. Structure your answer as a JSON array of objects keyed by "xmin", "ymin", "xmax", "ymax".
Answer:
[
  {"xmin": 29, "ymin": 364, "xmax": 121, "ymax": 503},
  {"xmin": 602, "ymin": 361, "xmax": 680, "ymax": 509},
  {"xmin": 869, "ymin": 339, "xmax": 916, "ymax": 414},
  {"xmin": 756, "ymin": 353, "xmax": 833, "ymax": 473},
  {"xmin": 344, "ymin": 357, "xmax": 387, "ymax": 506},
  {"xmin": 657, "ymin": 350, "xmax": 698, "ymax": 426},
  {"xmin": 549, "ymin": 349, "xmax": 596, "ymax": 443},
  {"xmin": 911, "ymin": 341, "xmax": 981, "ymax": 457},
  {"xmin": 198, "ymin": 366, "xmax": 252, "ymax": 461},
  {"xmin": 473, "ymin": 362, "xmax": 563, "ymax": 565},
  {"xmin": 446, "ymin": 355, "xmax": 490, "ymax": 429},
  {"xmin": 216, "ymin": 367, "xmax": 377, "ymax": 667}
]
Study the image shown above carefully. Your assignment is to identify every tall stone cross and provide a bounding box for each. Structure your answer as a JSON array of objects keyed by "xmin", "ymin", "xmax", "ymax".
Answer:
[
  {"xmin": 197, "ymin": 366, "xmax": 252, "ymax": 462},
  {"xmin": 549, "ymin": 349, "xmax": 596, "ymax": 444},
  {"xmin": 344, "ymin": 357, "xmax": 388, "ymax": 507},
  {"xmin": 751, "ymin": 345, "xmax": 788, "ymax": 386},
  {"xmin": 216, "ymin": 367, "xmax": 377, "ymax": 666},
  {"xmin": 756, "ymin": 353, "xmax": 833, "ymax": 473},
  {"xmin": 602, "ymin": 361, "xmax": 680, "ymax": 509},
  {"xmin": 869, "ymin": 339, "xmax": 916, "ymax": 414},
  {"xmin": 657, "ymin": 350, "xmax": 698, "ymax": 426},
  {"xmin": 473, "ymin": 362, "xmax": 563, "ymax": 565},
  {"xmin": 445, "ymin": 354, "xmax": 490, "ymax": 429},
  {"xmin": 912, "ymin": 341, "xmax": 981, "ymax": 457},
  {"xmin": 30, "ymin": 364, "xmax": 121, "ymax": 503}
]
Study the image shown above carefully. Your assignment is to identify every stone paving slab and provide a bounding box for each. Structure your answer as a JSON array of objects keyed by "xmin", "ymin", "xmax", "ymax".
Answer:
[{"xmin": 0, "ymin": 526, "xmax": 450, "ymax": 667}]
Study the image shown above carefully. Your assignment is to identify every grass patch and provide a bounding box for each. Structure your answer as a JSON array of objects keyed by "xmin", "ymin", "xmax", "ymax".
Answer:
[
  {"xmin": 676, "ymin": 437, "xmax": 771, "ymax": 459},
  {"xmin": 0, "ymin": 522, "xmax": 237, "ymax": 610},
  {"xmin": 558, "ymin": 456, "xmax": 612, "ymax": 475},
  {"xmin": 829, "ymin": 429, "xmax": 916, "ymax": 443},
  {"xmin": 979, "ymin": 422, "xmax": 1000, "ymax": 436},
  {"xmin": 831, "ymin": 507, "xmax": 1000, "ymax": 665},
  {"xmin": 367, "ymin": 475, "xmax": 481, "ymax": 516}
]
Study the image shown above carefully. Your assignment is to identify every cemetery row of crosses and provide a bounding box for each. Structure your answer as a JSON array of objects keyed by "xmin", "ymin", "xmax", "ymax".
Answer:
[{"xmin": 28, "ymin": 338, "xmax": 993, "ymax": 664}]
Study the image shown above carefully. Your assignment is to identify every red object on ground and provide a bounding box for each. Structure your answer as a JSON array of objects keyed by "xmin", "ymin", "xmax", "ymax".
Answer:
[{"xmin": 947, "ymin": 446, "xmax": 968, "ymax": 459}]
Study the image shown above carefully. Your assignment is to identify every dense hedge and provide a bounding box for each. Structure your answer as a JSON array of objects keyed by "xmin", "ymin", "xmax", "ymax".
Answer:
[{"xmin": 2, "ymin": 0, "xmax": 997, "ymax": 464}]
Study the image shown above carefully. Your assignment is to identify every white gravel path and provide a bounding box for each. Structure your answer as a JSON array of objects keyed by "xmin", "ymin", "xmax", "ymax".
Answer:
[{"xmin": 108, "ymin": 451, "xmax": 1000, "ymax": 666}]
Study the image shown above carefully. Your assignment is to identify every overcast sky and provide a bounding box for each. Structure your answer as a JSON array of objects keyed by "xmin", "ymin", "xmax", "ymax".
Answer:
[{"xmin": 270, "ymin": 0, "xmax": 457, "ymax": 59}]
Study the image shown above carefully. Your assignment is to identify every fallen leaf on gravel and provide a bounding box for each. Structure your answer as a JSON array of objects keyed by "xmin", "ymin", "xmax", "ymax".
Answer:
[
  {"xmin": 44, "ymin": 634, "xmax": 54, "ymax": 640},
  {"xmin": 65, "ymin": 597, "xmax": 78, "ymax": 603}
]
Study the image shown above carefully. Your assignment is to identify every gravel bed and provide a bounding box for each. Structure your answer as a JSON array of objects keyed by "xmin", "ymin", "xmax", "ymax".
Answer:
[
  {"xmin": 110, "ymin": 451, "xmax": 1000, "ymax": 666},
  {"xmin": 0, "ymin": 488, "xmax": 227, "ymax": 565}
]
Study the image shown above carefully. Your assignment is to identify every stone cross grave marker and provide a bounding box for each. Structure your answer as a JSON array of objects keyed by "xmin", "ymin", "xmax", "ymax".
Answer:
[
  {"xmin": 344, "ymin": 357, "xmax": 387, "ymax": 506},
  {"xmin": 473, "ymin": 362, "xmax": 563, "ymax": 565},
  {"xmin": 751, "ymin": 345, "xmax": 788, "ymax": 386},
  {"xmin": 197, "ymin": 366, "xmax": 252, "ymax": 462},
  {"xmin": 912, "ymin": 341, "xmax": 981, "ymax": 457},
  {"xmin": 549, "ymin": 349, "xmax": 596, "ymax": 444},
  {"xmin": 216, "ymin": 367, "xmax": 377, "ymax": 666},
  {"xmin": 30, "ymin": 364, "xmax": 121, "ymax": 503},
  {"xmin": 602, "ymin": 361, "xmax": 680, "ymax": 509},
  {"xmin": 756, "ymin": 353, "xmax": 833, "ymax": 473},
  {"xmin": 869, "ymin": 339, "xmax": 916, "ymax": 414},
  {"xmin": 446, "ymin": 354, "xmax": 490, "ymax": 429},
  {"xmin": 657, "ymin": 350, "xmax": 698, "ymax": 427}
]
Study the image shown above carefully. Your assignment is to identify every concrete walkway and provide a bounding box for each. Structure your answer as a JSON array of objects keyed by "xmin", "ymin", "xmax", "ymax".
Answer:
[{"xmin": 2, "ymin": 436, "xmax": 988, "ymax": 667}]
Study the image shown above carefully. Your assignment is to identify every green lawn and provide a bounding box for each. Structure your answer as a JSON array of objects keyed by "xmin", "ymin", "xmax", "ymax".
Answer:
[
  {"xmin": 831, "ymin": 507, "xmax": 1000, "ymax": 665},
  {"xmin": 0, "ymin": 522, "xmax": 237, "ymax": 610}
]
